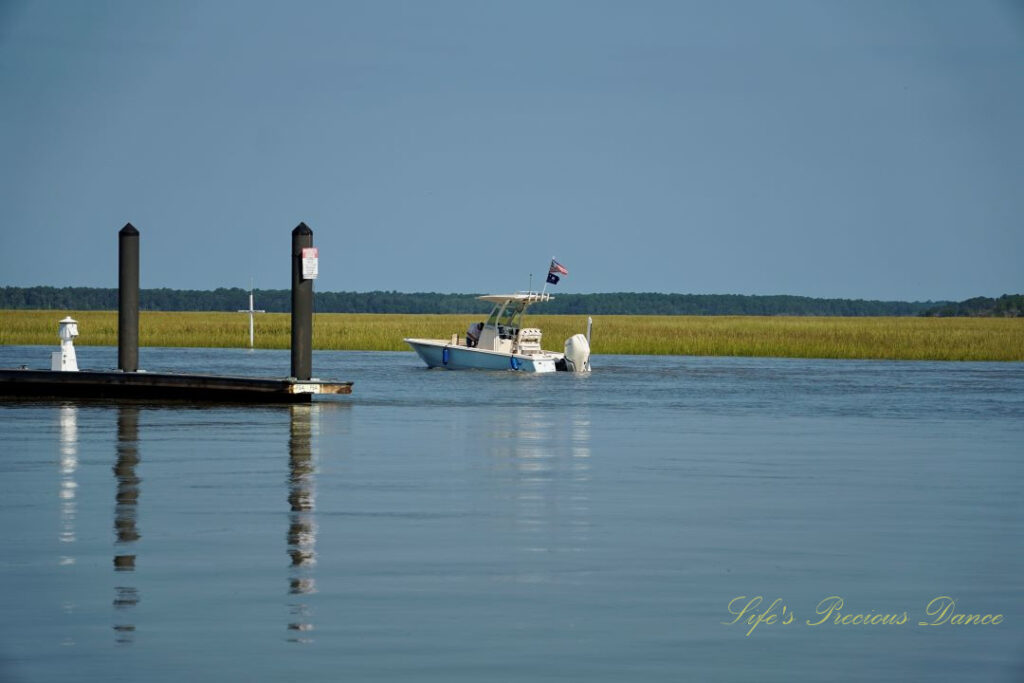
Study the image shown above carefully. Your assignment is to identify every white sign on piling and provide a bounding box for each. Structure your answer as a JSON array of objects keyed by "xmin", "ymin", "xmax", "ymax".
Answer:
[{"xmin": 301, "ymin": 247, "xmax": 319, "ymax": 280}]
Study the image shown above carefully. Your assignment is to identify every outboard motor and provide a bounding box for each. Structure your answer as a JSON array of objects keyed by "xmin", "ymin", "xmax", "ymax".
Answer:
[{"xmin": 563, "ymin": 333, "xmax": 591, "ymax": 373}]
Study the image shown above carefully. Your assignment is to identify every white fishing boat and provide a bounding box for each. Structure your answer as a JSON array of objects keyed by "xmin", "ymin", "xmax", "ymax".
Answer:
[{"xmin": 404, "ymin": 292, "xmax": 591, "ymax": 373}]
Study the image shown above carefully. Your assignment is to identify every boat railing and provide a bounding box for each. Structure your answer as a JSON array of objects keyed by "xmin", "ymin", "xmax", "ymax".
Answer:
[{"xmin": 514, "ymin": 291, "xmax": 553, "ymax": 303}]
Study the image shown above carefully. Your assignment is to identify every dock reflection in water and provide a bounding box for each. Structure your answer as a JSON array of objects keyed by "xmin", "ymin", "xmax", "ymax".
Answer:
[
  {"xmin": 56, "ymin": 404, "xmax": 79, "ymax": 649},
  {"xmin": 287, "ymin": 404, "xmax": 318, "ymax": 643},
  {"xmin": 58, "ymin": 405, "xmax": 78, "ymax": 563},
  {"xmin": 113, "ymin": 406, "xmax": 141, "ymax": 644}
]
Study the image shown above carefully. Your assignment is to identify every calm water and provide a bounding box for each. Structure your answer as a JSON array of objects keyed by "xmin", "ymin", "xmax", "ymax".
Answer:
[{"xmin": 1, "ymin": 345, "xmax": 1022, "ymax": 682}]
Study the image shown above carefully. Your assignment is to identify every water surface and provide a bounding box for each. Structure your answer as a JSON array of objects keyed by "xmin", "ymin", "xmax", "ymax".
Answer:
[{"xmin": 1, "ymin": 346, "xmax": 1021, "ymax": 681}]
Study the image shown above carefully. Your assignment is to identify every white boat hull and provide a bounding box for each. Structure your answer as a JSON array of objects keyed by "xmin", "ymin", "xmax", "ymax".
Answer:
[{"xmin": 404, "ymin": 339, "xmax": 560, "ymax": 373}]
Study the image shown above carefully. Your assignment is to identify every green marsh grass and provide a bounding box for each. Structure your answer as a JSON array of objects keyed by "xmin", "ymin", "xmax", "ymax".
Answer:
[{"xmin": 2, "ymin": 310, "xmax": 1022, "ymax": 361}]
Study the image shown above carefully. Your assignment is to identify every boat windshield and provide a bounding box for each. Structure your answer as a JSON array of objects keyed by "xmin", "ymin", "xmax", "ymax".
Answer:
[{"xmin": 486, "ymin": 300, "xmax": 526, "ymax": 339}]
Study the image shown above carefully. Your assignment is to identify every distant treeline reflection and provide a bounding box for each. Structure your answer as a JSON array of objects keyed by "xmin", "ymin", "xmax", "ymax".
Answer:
[{"xmin": 4, "ymin": 286, "xmax": 1009, "ymax": 317}]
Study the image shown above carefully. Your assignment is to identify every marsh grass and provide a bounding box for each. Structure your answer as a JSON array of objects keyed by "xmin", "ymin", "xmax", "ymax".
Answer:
[{"xmin": 2, "ymin": 310, "xmax": 1021, "ymax": 361}]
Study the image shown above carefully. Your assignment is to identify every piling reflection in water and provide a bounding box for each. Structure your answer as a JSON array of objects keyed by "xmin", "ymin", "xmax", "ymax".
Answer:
[
  {"xmin": 113, "ymin": 405, "xmax": 141, "ymax": 644},
  {"xmin": 287, "ymin": 404, "xmax": 318, "ymax": 642}
]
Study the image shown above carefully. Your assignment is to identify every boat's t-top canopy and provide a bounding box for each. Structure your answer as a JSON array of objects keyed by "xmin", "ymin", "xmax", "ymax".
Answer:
[
  {"xmin": 476, "ymin": 292, "xmax": 553, "ymax": 305},
  {"xmin": 475, "ymin": 292, "xmax": 552, "ymax": 344}
]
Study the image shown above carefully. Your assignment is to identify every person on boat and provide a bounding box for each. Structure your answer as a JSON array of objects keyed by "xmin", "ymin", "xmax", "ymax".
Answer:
[{"xmin": 466, "ymin": 322, "xmax": 484, "ymax": 347}]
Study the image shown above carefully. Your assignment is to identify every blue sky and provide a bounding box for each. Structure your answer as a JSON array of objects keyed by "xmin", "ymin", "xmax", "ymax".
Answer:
[{"xmin": 1, "ymin": 1, "xmax": 1021, "ymax": 300}]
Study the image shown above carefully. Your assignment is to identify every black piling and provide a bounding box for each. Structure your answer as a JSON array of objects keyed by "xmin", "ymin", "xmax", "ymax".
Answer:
[
  {"xmin": 290, "ymin": 223, "xmax": 313, "ymax": 380},
  {"xmin": 118, "ymin": 223, "xmax": 139, "ymax": 373}
]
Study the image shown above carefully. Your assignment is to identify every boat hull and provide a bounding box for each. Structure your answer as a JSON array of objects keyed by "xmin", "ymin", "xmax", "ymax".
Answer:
[{"xmin": 404, "ymin": 339, "xmax": 559, "ymax": 373}]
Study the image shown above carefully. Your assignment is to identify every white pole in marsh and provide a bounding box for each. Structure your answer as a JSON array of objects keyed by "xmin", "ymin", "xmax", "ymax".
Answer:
[{"xmin": 238, "ymin": 282, "xmax": 266, "ymax": 348}]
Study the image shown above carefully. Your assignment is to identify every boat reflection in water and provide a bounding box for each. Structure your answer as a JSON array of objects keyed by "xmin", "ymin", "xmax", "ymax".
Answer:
[
  {"xmin": 287, "ymin": 404, "xmax": 318, "ymax": 643},
  {"xmin": 483, "ymin": 406, "xmax": 592, "ymax": 567},
  {"xmin": 113, "ymin": 406, "xmax": 141, "ymax": 644}
]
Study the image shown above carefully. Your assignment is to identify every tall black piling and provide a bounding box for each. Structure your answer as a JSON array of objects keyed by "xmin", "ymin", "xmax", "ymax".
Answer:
[
  {"xmin": 290, "ymin": 223, "xmax": 314, "ymax": 380},
  {"xmin": 118, "ymin": 223, "xmax": 139, "ymax": 373}
]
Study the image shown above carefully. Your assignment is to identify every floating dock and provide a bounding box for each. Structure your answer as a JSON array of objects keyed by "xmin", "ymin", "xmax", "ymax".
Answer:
[
  {"xmin": 0, "ymin": 368, "xmax": 350, "ymax": 403},
  {"xmin": 0, "ymin": 222, "xmax": 352, "ymax": 404}
]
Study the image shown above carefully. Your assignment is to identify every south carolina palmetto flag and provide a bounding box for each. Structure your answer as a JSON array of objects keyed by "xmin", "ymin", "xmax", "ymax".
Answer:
[{"xmin": 546, "ymin": 259, "xmax": 568, "ymax": 285}]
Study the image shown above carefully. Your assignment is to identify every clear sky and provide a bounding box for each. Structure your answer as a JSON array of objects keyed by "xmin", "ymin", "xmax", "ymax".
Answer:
[{"xmin": 1, "ymin": 1, "xmax": 1021, "ymax": 301}]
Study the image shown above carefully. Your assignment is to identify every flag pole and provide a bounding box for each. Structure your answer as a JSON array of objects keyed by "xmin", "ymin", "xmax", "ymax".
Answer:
[{"xmin": 541, "ymin": 256, "xmax": 557, "ymax": 296}]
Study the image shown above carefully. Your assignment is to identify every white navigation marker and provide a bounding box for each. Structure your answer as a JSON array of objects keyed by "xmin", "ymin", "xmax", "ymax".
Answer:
[{"xmin": 238, "ymin": 284, "xmax": 266, "ymax": 348}]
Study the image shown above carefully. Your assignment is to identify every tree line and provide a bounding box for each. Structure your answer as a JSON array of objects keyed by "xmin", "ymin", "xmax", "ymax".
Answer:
[
  {"xmin": 920, "ymin": 294, "xmax": 1023, "ymax": 317},
  {"xmin": 0, "ymin": 286, "xmax": 970, "ymax": 316}
]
